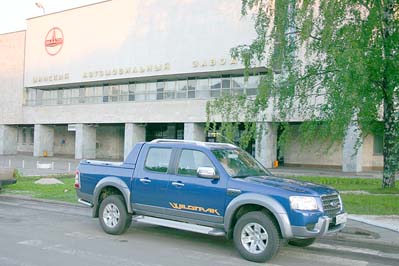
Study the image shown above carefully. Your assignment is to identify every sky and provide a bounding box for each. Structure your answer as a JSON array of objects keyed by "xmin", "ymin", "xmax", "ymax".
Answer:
[{"xmin": 0, "ymin": 0, "xmax": 103, "ymax": 34}]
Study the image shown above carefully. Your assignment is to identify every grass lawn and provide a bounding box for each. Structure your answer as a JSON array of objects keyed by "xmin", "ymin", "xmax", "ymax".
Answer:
[
  {"xmin": 1, "ymin": 174, "xmax": 77, "ymax": 203},
  {"xmin": 290, "ymin": 176, "xmax": 399, "ymax": 215}
]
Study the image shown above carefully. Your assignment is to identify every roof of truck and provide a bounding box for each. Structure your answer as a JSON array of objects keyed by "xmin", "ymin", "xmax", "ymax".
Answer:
[{"xmin": 149, "ymin": 139, "xmax": 237, "ymax": 149}]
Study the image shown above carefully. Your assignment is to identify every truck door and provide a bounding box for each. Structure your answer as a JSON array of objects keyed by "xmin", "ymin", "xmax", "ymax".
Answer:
[
  {"xmin": 166, "ymin": 148, "xmax": 227, "ymax": 225},
  {"xmin": 132, "ymin": 145, "xmax": 174, "ymax": 214}
]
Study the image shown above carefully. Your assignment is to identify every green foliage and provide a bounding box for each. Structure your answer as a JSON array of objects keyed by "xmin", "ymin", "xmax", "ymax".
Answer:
[{"xmin": 207, "ymin": 0, "xmax": 399, "ymax": 187}]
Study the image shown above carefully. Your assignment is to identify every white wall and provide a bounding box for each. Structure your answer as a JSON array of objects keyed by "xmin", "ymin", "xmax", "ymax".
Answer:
[
  {"xmin": 283, "ymin": 125, "xmax": 343, "ymax": 168},
  {"xmin": 96, "ymin": 124, "xmax": 124, "ymax": 160},
  {"xmin": 22, "ymin": 99, "xmax": 209, "ymax": 124},
  {"xmin": 54, "ymin": 125, "xmax": 75, "ymax": 156},
  {"xmin": 0, "ymin": 31, "xmax": 25, "ymax": 125},
  {"xmin": 362, "ymin": 134, "xmax": 383, "ymax": 170},
  {"xmin": 24, "ymin": 0, "xmax": 255, "ymax": 88}
]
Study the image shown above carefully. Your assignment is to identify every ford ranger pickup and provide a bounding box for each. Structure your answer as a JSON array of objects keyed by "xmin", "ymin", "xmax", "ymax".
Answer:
[{"xmin": 75, "ymin": 139, "xmax": 347, "ymax": 262}]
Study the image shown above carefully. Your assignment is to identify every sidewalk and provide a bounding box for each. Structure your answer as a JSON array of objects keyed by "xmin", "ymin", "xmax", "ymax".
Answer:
[{"xmin": 348, "ymin": 214, "xmax": 399, "ymax": 233}]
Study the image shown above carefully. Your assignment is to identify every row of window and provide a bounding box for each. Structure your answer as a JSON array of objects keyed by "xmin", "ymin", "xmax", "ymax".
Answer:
[
  {"xmin": 145, "ymin": 148, "xmax": 214, "ymax": 175},
  {"xmin": 24, "ymin": 75, "xmax": 261, "ymax": 106}
]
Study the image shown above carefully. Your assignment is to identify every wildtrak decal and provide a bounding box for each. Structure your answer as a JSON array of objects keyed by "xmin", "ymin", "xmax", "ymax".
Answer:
[{"xmin": 169, "ymin": 202, "xmax": 221, "ymax": 216}]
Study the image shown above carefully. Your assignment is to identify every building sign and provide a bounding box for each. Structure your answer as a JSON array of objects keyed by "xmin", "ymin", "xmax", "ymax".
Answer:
[
  {"xmin": 45, "ymin": 27, "xmax": 64, "ymax": 56},
  {"xmin": 192, "ymin": 57, "xmax": 238, "ymax": 68},
  {"xmin": 82, "ymin": 63, "xmax": 171, "ymax": 79}
]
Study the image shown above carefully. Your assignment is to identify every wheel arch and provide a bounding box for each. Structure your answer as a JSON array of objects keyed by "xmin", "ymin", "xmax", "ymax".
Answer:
[
  {"xmin": 224, "ymin": 193, "xmax": 293, "ymax": 239},
  {"xmin": 92, "ymin": 176, "xmax": 132, "ymax": 218}
]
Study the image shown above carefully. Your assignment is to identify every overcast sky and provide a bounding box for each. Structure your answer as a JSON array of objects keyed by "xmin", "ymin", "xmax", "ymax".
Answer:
[{"xmin": 0, "ymin": 0, "xmax": 102, "ymax": 34}]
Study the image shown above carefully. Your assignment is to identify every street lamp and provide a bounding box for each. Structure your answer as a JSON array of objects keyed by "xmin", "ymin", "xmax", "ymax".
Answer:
[{"xmin": 35, "ymin": 2, "xmax": 45, "ymax": 15}]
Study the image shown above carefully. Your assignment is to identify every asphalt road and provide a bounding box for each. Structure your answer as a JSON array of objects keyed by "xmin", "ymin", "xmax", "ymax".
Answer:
[{"xmin": 0, "ymin": 197, "xmax": 398, "ymax": 266}]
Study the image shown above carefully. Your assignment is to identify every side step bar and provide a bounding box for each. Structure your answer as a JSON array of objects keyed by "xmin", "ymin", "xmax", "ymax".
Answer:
[
  {"xmin": 132, "ymin": 216, "xmax": 225, "ymax": 237},
  {"xmin": 78, "ymin": 198, "xmax": 93, "ymax": 207}
]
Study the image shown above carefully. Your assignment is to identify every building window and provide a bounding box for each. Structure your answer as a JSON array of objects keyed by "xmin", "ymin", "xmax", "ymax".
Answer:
[
  {"xmin": 373, "ymin": 135, "xmax": 383, "ymax": 155},
  {"xmin": 128, "ymin": 83, "xmax": 136, "ymax": 101},
  {"xmin": 164, "ymin": 81, "xmax": 176, "ymax": 99},
  {"xmin": 146, "ymin": 82, "xmax": 157, "ymax": 101},
  {"xmin": 176, "ymin": 80, "xmax": 187, "ymax": 99},
  {"xmin": 221, "ymin": 77, "xmax": 231, "ymax": 96},
  {"xmin": 246, "ymin": 75, "xmax": 259, "ymax": 96},
  {"xmin": 187, "ymin": 79, "xmax": 196, "ymax": 98},
  {"xmin": 22, "ymin": 128, "xmax": 27, "ymax": 144},
  {"xmin": 24, "ymin": 74, "xmax": 264, "ymax": 106},
  {"xmin": 210, "ymin": 77, "xmax": 221, "ymax": 98}
]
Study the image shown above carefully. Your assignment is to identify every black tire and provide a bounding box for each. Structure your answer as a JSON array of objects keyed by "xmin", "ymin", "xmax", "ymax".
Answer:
[
  {"xmin": 233, "ymin": 211, "xmax": 280, "ymax": 262},
  {"xmin": 288, "ymin": 238, "xmax": 316, "ymax": 247},
  {"xmin": 99, "ymin": 195, "xmax": 132, "ymax": 235}
]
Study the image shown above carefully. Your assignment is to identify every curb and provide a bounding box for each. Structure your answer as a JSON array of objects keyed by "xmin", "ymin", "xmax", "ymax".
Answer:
[
  {"xmin": 348, "ymin": 215, "xmax": 399, "ymax": 233},
  {"xmin": 0, "ymin": 193, "xmax": 87, "ymax": 209}
]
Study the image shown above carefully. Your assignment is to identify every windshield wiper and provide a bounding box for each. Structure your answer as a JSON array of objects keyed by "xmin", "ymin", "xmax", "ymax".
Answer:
[{"xmin": 231, "ymin": 175, "xmax": 249, "ymax": 178}]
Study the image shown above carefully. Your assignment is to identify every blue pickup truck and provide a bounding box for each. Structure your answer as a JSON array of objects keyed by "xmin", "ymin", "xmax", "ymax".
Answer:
[{"xmin": 75, "ymin": 139, "xmax": 347, "ymax": 262}]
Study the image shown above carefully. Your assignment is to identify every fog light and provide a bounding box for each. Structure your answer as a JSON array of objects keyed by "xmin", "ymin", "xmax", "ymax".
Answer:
[{"xmin": 306, "ymin": 223, "xmax": 316, "ymax": 231}]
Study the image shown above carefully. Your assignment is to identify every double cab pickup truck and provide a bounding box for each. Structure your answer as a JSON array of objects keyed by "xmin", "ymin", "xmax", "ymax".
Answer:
[{"xmin": 76, "ymin": 139, "xmax": 347, "ymax": 262}]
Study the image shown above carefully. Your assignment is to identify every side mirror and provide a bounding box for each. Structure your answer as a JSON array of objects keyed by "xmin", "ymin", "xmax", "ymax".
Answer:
[{"xmin": 197, "ymin": 167, "xmax": 219, "ymax": 179}]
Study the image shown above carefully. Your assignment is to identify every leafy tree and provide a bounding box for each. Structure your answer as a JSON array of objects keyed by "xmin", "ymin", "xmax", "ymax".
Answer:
[{"xmin": 207, "ymin": 0, "xmax": 398, "ymax": 187}]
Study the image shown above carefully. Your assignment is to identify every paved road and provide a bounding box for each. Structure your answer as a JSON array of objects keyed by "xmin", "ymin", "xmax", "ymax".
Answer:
[{"xmin": 0, "ymin": 197, "xmax": 398, "ymax": 266}]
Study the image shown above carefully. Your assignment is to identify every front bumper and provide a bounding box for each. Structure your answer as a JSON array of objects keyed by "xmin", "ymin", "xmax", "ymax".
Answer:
[{"xmin": 291, "ymin": 213, "xmax": 347, "ymax": 238}]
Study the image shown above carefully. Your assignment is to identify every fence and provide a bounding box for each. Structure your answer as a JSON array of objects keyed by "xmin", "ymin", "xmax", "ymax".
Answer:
[{"xmin": 0, "ymin": 156, "xmax": 79, "ymax": 175}]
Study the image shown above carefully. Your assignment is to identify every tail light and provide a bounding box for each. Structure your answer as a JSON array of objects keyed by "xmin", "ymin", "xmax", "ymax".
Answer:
[{"xmin": 74, "ymin": 170, "xmax": 80, "ymax": 189}]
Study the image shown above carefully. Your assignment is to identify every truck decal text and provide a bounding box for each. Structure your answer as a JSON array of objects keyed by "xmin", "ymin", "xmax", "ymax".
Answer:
[{"xmin": 169, "ymin": 202, "xmax": 221, "ymax": 216}]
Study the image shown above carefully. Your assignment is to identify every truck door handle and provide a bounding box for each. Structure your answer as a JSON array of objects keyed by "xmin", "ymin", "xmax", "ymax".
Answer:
[
  {"xmin": 171, "ymin": 181, "xmax": 184, "ymax": 188},
  {"xmin": 139, "ymin": 178, "xmax": 151, "ymax": 184}
]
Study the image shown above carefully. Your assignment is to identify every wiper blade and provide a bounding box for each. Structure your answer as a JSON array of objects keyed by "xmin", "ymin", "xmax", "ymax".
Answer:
[{"xmin": 232, "ymin": 175, "xmax": 249, "ymax": 178}]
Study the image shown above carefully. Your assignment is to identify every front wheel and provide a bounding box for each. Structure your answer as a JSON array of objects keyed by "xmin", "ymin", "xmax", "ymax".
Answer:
[
  {"xmin": 288, "ymin": 238, "xmax": 316, "ymax": 247},
  {"xmin": 233, "ymin": 211, "xmax": 280, "ymax": 262},
  {"xmin": 99, "ymin": 195, "xmax": 132, "ymax": 235}
]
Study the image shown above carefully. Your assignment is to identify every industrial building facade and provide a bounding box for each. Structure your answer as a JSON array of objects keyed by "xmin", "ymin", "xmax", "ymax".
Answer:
[{"xmin": 0, "ymin": 0, "xmax": 383, "ymax": 171}]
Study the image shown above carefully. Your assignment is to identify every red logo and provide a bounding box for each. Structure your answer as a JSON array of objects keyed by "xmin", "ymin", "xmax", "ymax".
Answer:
[{"xmin": 44, "ymin": 27, "xmax": 64, "ymax": 56}]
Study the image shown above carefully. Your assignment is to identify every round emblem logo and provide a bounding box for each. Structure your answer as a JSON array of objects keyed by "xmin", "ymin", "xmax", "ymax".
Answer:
[{"xmin": 44, "ymin": 27, "xmax": 64, "ymax": 56}]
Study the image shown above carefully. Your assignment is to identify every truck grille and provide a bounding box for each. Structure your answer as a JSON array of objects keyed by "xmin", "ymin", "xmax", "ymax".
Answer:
[{"xmin": 321, "ymin": 194, "xmax": 341, "ymax": 218}]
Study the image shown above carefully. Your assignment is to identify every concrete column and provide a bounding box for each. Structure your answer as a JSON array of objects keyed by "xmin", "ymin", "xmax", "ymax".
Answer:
[
  {"xmin": 124, "ymin": 123, "xmax": 146, "ymax": 159},
  {"xmin": 75, "ymin": 124, "xmax": 96, "ymax": 159},
  {"xmin": 0, "ymin": 125, "xmax": 17, "ymax": 155},
  {"xmin": 342, "ymin": 122, "xmax": 363, "ymax": 172},
  {"xmin": 184, "ymin": 123, "xmax": 206, "ymax": 141},
  {"xmin": 255, "ymin": 122, "xmax": 277, "ymax": 169},
  {"xmin": 33, "ymin": 124, "xmax": 54, "ymax": 157}
]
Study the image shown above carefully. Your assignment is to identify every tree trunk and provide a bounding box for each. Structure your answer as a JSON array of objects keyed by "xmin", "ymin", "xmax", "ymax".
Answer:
[{"xmin": 382, "ymin": 97, "xmax": 397, "ymax": 188}]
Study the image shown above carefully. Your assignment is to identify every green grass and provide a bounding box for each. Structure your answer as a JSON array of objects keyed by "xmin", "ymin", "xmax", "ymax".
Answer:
[
  {"xmin": 290, "ymin": 176, "xmax": 399, "ymax": 214},
  {"xmin": 1, "ymin": 174, "xmax": 77, "ymax": 203},
  {"xmin": 341, "ymin": 194, "xmax": 399, "ymax": 215},
  {"xmin": 290, "ymin": 176, "xmax": 399, "ymax": 194}
]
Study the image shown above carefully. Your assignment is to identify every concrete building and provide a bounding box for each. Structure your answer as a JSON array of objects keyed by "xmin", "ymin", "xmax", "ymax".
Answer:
[{"xmin": 0, "ymin": 0, "xmax": 383, "ymax": 171}]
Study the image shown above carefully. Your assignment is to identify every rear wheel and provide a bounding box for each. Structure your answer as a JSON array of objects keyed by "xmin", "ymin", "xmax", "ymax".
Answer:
[
  {"xmin": 99, "ymin": 195, "xmax": 132, "ymax": 235},
  {"xmin": 288, "ymin": 238, "xmax": 316, "ymax": 247},
  {"xmin": 233, "ymin": 211, "xmax": 280, "ymax": 262}
]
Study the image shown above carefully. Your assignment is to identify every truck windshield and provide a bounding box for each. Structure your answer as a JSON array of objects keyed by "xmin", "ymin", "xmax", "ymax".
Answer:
[{"xmin": 212, "ymin": 148, "xmax": 271, "ymax": 178}]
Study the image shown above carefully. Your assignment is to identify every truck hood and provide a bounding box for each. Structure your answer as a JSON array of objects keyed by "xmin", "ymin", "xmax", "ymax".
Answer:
[{"xmin": 240, "ymin": 175, "xmax": 337, "ymax": 195}]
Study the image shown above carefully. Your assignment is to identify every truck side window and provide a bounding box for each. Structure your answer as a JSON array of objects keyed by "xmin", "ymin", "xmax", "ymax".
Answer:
[
  {"xmin": 145, "ymin": 148, "xmax": 172, "ymax": 173},
  {"xmin": 177, "ymin": 149, "xmax": 214, "ymax": 176}
]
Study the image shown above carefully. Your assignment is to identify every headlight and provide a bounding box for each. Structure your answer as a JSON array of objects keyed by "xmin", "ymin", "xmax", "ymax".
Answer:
[{"xmin": 289, "ymin": 196, "xmax": 319, "ymax": 211}]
